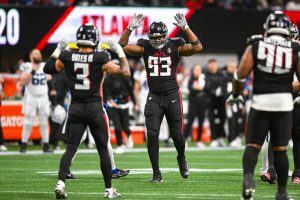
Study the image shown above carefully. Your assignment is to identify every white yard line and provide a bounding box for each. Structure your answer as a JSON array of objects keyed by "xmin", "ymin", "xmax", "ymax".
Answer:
[
  {"xmin": 36, "ymin": 168, "xmax": 242, "ymax": 175},
  {"xmin": 0, "ymin": 190, "xmax": 284, "ymax": 198}
]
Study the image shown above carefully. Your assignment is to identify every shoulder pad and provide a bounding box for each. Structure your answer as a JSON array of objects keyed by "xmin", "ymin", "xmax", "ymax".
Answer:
[
  {"xmin": 169, "ymin": 37, "xmax": 186, "ymax": 46},
  {"xmin": 246, "ymin": 34, "xmax": 263, "ymax": 45},
  {"xmin": 137, "ymin": 38, "xmax": 148, "ymax": 47}
]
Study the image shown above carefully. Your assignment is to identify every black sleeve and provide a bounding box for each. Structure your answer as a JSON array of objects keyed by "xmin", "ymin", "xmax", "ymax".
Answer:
[
  {"xmin": 95, "ymin": 51, "xmax": 111, "ymax": 64},
  {"xmin": 103, "ymin": 76, "xmax": 112, "ymax": 101},
  {"xmin": 246, "ymin": 34, "xmax": 263, "ymax": 46},
  {"xmin": 170, "ymin": 37, "xmax": 186, "ymax": 47},
  {"xmin": 58, "ymin": 50, "xmax": 69, "ymax": 63},
  {"xmin": 137, "ymin": 38, "xmax": 147, "ymax": 47},
  {"xmin": 44, "ymin": 57, "xmax": 58, "ymax": 74}
]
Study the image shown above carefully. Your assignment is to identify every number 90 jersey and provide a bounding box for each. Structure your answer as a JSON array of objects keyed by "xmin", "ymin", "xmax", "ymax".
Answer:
[
  {"xmin": 250, "ymin": 36, "xmax": 300, "ymax": 95},
  {"xmin": 20, "ymin": 62, "xmax": 48, "ymax": 96},
  {"xmin": 138, "ymin": 37, "xmax": 186, "ymax": 95},
  {"xmin": 59, "ymin": 49, "xmax": 110, "ymax": 103}
]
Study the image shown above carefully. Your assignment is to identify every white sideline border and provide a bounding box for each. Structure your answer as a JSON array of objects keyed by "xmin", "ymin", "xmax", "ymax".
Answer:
[{"xmin": 0, "ymin": 146, "xmax": 244, "ymax": 156}]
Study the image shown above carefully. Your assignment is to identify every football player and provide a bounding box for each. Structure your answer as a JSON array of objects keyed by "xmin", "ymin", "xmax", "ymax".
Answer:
[
  {"xmin": 119, "ymin": 13, "xmax": 203, "ymax": 182},
  {"xmin": 227, "ymin": 11, "xmax": 300, "ymax": 200},
  {"xmin": 44, "ymin": 23, "xmax": 130, "ymax": 199},
  {"xmin": 19, "ymin": 49, "xmax": 52, "ymax": 153}
]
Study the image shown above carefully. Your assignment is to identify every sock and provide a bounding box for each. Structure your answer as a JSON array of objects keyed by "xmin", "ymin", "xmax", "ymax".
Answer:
[
  {"xmin": 107, "ymin": 141, "xmax": 116, "ymax": 169},
  {"xmin": 57, "ymin": 180, "xmax": 65, "ymax": 187},
  {"xmin": 243, "ymin": 146, "xmax": 260, "ymax": 174},
  {"xmin": 58, "ymin": 144, "xmax": 79, "ymax": 182},
  {"xmin": 39, "ymin": 115, "xmax": 49, "ymax": 143},
  {"xmin": 21, "ymin": 124, "xmax": 33, "ymax": 143},
  {"xmin": 147, "ymin": 130, "xmax": 160, "ymax": 171},
  {"xmin": 261, "ymin": 141, "xmax": 269, "ymax": 172},
  {"xmin": 274, "ymin": 151, "xmax": 288, "ymax": 191}
]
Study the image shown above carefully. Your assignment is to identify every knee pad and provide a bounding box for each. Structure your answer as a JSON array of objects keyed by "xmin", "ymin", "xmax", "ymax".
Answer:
[
  {"xmin": 38, "ymin": 115, "xmax": 49, "ymax": 126},
  {"xmin": 23, "ymin": 115, "xmax": 35, "ymax": 126}
]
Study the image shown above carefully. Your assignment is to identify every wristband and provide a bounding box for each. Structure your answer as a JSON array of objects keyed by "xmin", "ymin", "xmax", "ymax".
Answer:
[
  {"xmin": 127, "ymin": 26, "xmax": 133, "ymax": 32},
  {"xmin": 191, "ymin": 39, "xmax": 200, "ymax": 46},
  {"xmin": 183, "ymin": 24, "xmax": 189, "ymax": 30},
  {"xmin": 52, "ymin": 47, "xmax": 62, "ymax": 58}
]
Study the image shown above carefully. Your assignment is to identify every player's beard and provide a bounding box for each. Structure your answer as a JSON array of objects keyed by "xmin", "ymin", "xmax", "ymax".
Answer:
[{"xmin": 32, "ymin": 57, "xmax": 42, "ymax": 64}]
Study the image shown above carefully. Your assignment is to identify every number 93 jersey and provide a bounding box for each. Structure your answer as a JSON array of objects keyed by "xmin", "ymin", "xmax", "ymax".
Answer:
[
  {"xmin": 138, "ymin": 37, "xmax": 186, "ymax": 95},
  {"xmin": 20, "ymin": 62, "xmax": 48, "ymax": 96},
  {"xmin": 251, "ymin": 36, "xmax": 300, "ymax": 95},
  {"xmin": 58, "ymin": 49, "xmax": 110, "ymax": 103}
]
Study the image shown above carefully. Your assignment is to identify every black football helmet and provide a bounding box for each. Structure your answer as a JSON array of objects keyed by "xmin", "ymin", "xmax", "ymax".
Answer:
[
  {"xmin": 76, "ymin": 23, "xmax": 99, "ymax": 48},
  {"xmin": 148, "ymin": 21, "xmax": 168, "ymax": 49},
  {"xmin": 263, "ymin": 11, "xmax": 291, "ymax": 37},
  {"xmin": 290, "ymin": 23, "xmax": 299, "ymax": 40}
]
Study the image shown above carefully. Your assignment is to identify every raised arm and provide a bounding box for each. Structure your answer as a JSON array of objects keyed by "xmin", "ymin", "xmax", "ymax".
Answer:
[
  {"xmin": 119, "ymin": 13, "xmax": 144, "ymax": 56},
  {"xmin": 102, "ymin": 40, "xmax": 130, "ymax": 77},
  {"xmin": 44, "ymin": 39, "xmax": 68, "ymax": 74},
  {"xmin": 173, "ymin": 13, "xmax": 203, "ymax": 56}
]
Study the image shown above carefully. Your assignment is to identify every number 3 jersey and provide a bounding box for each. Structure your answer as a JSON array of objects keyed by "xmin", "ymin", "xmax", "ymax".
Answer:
[
  {"xmin": 58, "ymin": 49, "xmax": 110, "ymax": 103},
  {"xmin": 20, "ymin": 62, "xmax": 48, "ymax": 96},
  {"xmin": 137, "ymin": 37, "xmax": 186, "ymax": 95},
  {"xmin": 249, "ymin": 35, "xmax": 300, "ymax": 111}
]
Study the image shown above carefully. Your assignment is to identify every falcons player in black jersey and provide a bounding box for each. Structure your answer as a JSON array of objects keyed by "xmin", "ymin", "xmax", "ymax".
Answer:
[
  {"xmin": 119, "ymin": 13, "xmax": 203, "ymax": 183},
  {"xmin": 44, "ymin": 23, "xmax": 130, "ymax": 199},
  {"xmin": 227, "ymin": 11, "xmax": 300, "ymax": 200}
]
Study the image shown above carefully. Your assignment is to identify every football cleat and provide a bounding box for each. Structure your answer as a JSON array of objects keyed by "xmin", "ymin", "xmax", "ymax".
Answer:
[
  {"xmin": 66, "ymin": 172, "xmax": 76, "ymax": 179},
  {"xmin": 177, "ymin": 155, "xmax": 189, "ymax": 179},
  {"xmin": 275, "ymin": 192, "xmax": 294, "ymax": 200},
  {"xmin": 260, "ymin": 167, "xmax": 277, "ymax": 184},
  {"xmin": 19, "ymin": 142, "xmax": 27, "ymax": 153},
  {"xmin": 112, "ymin": 168, "xmax": 130, "ymax": 178},
  {"xmin": 55, "ymin": 183, "xmax": 67, "ymax": 199},
  {"xmin": 43, "ymin": 143, "xmax": 54, "ymax": 153},
  {"xmin": 104, "ymin": 187, "xmax": 121, "ymax": 199},
  {"xmin": 241, "ymin": 173, "xmax": 255, "ymax": 200},
  {"xmin": 149, "ymin": 170, "xmax": 163, "ymax": 183}
]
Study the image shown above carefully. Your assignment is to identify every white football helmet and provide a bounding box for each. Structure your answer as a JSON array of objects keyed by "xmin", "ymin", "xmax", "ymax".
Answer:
[{"xmin": 51, "ymin": 105, "xmax": 67, "ymax": 124}]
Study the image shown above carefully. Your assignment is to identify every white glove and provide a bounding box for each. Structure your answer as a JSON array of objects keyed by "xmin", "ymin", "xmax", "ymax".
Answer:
[
  {"xmin": 107, "ymin": 40, "xmax": 125, "ymax": 58},
  {"xmin": 127, "ymin": 13, "xmax": 144, "ymax": 32},
  {"xmin": 52, "ymin": 38, "xmax": 68, "ymax": 57},
  {"xmin": 226, "ymin": 94, "xmax": 244, "ymax": 105},
  {"xmin": 173, "ymin": 13, "xmax": 189, "ymax": 30}
]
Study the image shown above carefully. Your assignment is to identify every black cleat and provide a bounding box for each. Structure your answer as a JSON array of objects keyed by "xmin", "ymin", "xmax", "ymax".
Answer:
[
  {"xmin": 241, "ymin": 173, "xmax": 255, "ymax": 200},
  {"xmin": 112, "ymin": 168, "xmax": 130, "ymax": 178},
  {"xmin": 66, "ymin": 172, "xmax": 76, "ymax": 179},
  {"xmin": 149, "ymin": 170, "xmax": 163, "ymax": 183},
  {"xmin": 177, "ymin": 155, "xmax": 189, "ymax": 179},
  {"xmin": 43, "ymin": 143, "xmax": 54, "ymax": 153},
  {"xmin": 276, "ymin": 192, "xmax": 294, "ymax": 200},
  {"xmin": 19, "ymin": 142, "xmax": 27, "ymax": 153},
  {"xmin": 260, "ymin": 167, "xmax": 277, "ymax": 184}
]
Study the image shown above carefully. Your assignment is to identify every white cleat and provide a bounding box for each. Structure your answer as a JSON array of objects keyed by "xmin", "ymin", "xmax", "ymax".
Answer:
[
  {"xmin": 55, "ymin": 181, "xmax": 67, "ymax": 199},
  {"xmin": 104, "ymin": 187, "xmax": 121, "ymax": 199},
  {"xmin": 196, "ymin": 141, "xmax": 206, "ymax": 149}
]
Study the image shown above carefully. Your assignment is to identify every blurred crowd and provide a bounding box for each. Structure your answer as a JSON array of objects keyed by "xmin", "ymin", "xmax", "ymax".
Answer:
[
  {"xmin": 0, "ymin": 53, "xmax": 253, "ymax": 152},
  {"xmin": 0, "ymin": 0, "xmax": 299, "ymax": 11}
]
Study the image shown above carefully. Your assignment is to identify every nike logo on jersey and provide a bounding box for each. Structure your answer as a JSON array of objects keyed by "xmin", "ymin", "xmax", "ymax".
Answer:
[{"xmin": 172, "ymin": 100, "xmax": 177, "ymax": 103}]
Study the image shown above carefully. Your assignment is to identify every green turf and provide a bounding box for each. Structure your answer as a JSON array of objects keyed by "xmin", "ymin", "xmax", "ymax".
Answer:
[{"xmin": 0, "ymin": 148, "xmax": 299, "ymax": 200}]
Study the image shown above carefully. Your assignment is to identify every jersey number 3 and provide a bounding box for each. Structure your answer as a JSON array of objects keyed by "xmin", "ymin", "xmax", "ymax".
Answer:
[
  {"xmin": 148, "ymin": 56, "xmax": 171, "ymax": 77},
  {"xmin": 74, "ymin": 63, "xmax": 90, "ymax": 90}
]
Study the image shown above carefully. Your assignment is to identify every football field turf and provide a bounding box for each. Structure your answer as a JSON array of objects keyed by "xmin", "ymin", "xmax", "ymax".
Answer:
[{"xmin": 0, "ymin": 147, "xmax": 299, "ymax": 200}]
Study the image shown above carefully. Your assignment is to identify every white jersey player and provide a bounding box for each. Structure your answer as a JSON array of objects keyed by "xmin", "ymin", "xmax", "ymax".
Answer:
[{"xmin": 19, "ymin": 49, "xmax": 52, "ymax": 153}]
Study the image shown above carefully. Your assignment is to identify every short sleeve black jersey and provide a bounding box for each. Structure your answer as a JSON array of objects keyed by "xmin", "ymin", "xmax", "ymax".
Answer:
[
  {"xmin": 59, "ymin": 49, "xmax": 110, "ymax": 103},
  {"xmin": 137, "ymin": 37, "xmax": 186, "ymax": 95},
  {"xmin": 251, "ymin": 36, "xmax": 300, "ymax": 95}
]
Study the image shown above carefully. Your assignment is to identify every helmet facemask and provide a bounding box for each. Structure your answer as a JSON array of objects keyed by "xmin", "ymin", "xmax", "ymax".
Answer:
[
  {"xmin": 149, "ymin": 34, "xmax": 168, "ymax": 50},
  {"xmin": 148, "ymin": 21, "xmax": 168, "ymax": 50}
]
